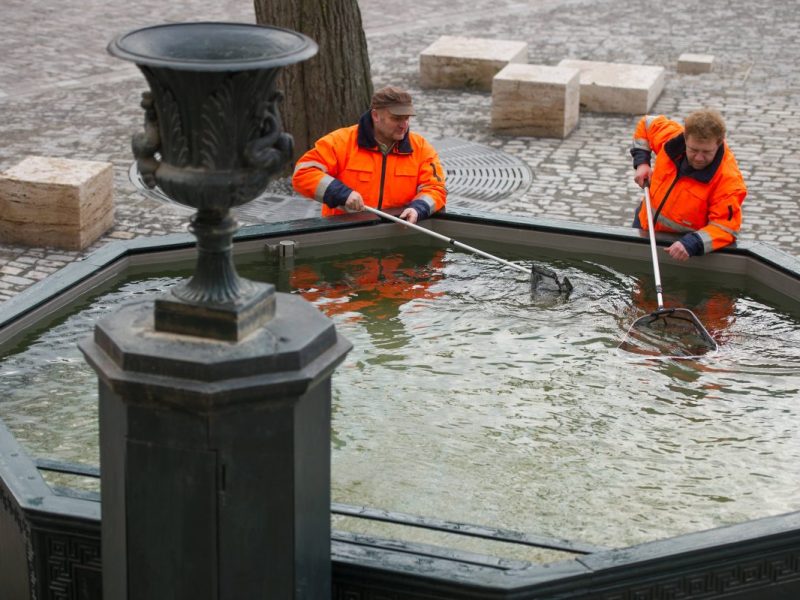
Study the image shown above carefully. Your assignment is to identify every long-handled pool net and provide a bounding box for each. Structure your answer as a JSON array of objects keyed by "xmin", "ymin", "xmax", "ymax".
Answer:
[
  {"xmin": 363, "ymin": 206, "xmax": 573, "ymax": 294},
  {"xmin": 618, "ymin": 187, "xmax": 717, "ymax": 359}
]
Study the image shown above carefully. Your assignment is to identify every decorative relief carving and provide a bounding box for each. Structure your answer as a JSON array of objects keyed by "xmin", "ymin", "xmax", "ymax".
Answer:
[
  {"xmin": 131, "ymin": 91, "xmax": 160, "ymax": 188},
  {"xmin": 37, "ymin": 530, "xmax": 101, "ymax": 600},
  {"xmin": 1, "ymin": 481, "xmax": 36, "ymax": 598},
  {"xmin": 133, "ymin": 67, "xmax": 291, "ymax": 212},
  {"xmin": 600, "ymin": 548, "xmax": 800, "ymax": 599}
]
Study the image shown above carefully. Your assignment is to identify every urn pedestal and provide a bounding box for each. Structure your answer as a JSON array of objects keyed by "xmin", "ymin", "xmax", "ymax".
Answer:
[{"xmin": 80, "ymin": 22, "xmax": 351, "ymax": 599}]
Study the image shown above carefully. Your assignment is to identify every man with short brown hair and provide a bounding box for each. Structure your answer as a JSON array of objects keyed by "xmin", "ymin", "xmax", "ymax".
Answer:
[
  {"xmin": 630, "ymin": 108, "xmax": 746, "ymax": 260},
  {"xmin": 293, "ymin": 85, "xmax": 446, "ymax": 224}
]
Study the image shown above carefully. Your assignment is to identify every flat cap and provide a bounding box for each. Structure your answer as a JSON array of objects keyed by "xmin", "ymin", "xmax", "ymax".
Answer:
[{"xmin": 370, "ymin": 85, "xmax": 416, "ymax": 116}]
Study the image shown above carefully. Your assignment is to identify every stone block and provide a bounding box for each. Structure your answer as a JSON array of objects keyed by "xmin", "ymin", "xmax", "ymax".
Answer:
[
  {"xmin": 0, "ymin": 156, "xmax": 114, "ymax": 250},
  {"xmin": 677, "ymin": 53, "xmax": 714, "ymax": 74},
  {"xmin": 491, "ymin": 64, "xmax": 580, "ymax": 138},
  {"xmin": 557, "ymin": 59, "xmax": 665, "ymax": 114},
  {"xmin": 420, "ymin": 35, "xmax": 528, "ymax": 91}
]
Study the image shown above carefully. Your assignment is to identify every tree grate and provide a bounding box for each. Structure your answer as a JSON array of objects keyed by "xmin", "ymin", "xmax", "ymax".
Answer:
[{"xmin": 434, "ymin": 137, "xmax": 533, "ymax": 204}]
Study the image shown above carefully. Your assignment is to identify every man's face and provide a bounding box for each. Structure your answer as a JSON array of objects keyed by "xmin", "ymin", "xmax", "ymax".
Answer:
[
  {"xmin": 685, "ymin": 135, "xmax": 721, "ymax": 170},
  {"xmin": 371, "ymin": 108, "xmax": 410, "ymax": 145}
]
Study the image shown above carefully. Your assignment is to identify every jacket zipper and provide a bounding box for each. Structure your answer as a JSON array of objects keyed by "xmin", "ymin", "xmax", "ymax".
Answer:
[{"xmin": 377, "ymin": 153, "xmax": 388, "ymax": 210}]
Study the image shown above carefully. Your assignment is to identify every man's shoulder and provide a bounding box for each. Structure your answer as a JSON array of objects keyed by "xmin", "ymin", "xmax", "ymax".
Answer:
[
  {"xmin": 328, "ymin": 122, "xmax": 360, "ymax": 138},
  {"xmin": 316, "ymin": 123, "xmax": 360, "ymax": 148},
  {"xmin": 407, "ymin": 131, "xmax": 438, "ymax": 154},
  {"xmin": 653, "ymin": 116, "xmax": 683, "ymax": 135},
  {"xmin": 638, "ymin": 114, "xmax": 682, "ymax": 136},
  {"xmin": 720, "ymin": 144, "xmax": 747, "ymax": 185}
]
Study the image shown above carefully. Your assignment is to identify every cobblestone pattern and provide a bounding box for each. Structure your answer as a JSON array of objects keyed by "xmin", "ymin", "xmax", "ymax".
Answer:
[{"xmin": 1, "ymin": 0, "xmax": 799, "ymax": 302}]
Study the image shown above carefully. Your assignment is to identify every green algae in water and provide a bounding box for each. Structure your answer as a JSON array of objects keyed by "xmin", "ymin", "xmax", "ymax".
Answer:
[{"xmin": 1, "ymin": 245, "xmax": 800, "ymax": 552}]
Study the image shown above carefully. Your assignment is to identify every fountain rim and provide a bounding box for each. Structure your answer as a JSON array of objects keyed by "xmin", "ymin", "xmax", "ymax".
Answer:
[{"xmin": 107, "ymin": 21, "xmax": 319, "ymax": 71}]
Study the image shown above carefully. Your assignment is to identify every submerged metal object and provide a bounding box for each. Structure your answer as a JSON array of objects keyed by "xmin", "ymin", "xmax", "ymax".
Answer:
[{"xmin": 108, "ymin": 22, "xmax": 317, "ymax": 340}]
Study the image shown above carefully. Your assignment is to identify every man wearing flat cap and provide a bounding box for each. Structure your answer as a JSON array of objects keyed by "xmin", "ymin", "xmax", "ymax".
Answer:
[{"xmin": 293, "ymin": 86, "xmax": 446, "ymax": 223}]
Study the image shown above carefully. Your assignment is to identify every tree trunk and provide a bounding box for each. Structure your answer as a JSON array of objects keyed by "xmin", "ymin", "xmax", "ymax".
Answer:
[{"xmin": 254, "ymin": 0, "xmax": 373, "ymax": 162}]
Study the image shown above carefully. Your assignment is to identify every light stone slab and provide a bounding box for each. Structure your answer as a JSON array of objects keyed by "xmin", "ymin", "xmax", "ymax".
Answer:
[
  {"xmin": 0, "ymin": 156, "xmax": 114, "ymax": 250},
  {"xmin": 491, "ymin": 64, "xmax": 580, "ymax": 138},
  {"xmin": 557, "ymin": 59, "xmax": 665, "ymax": 114},
  {"xmin": 420, "ymin": 35, "xmax": 528, "ymax": 91},
  {"xmin": 677, "ymin": 53, "xmax": 715, "ymax": 74}
]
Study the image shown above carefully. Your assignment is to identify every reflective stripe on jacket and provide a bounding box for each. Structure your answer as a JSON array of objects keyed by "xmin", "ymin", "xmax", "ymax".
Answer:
[
  {"xmin": 631, "ymin": 115, "xmax": 746, "ymax": 254},
  {"xmin": 292, "ymin": 111, "xmax": 447, "ymax": 219}
]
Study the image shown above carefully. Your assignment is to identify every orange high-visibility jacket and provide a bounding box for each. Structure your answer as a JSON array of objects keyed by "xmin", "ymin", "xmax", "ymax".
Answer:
[
  {"xmin": 631, "ymin": 115, "xmax": 746, "ymax": 255},
  {"xmin": 292, "ymin": 111, "xmax": 446, "ymax": 219}
]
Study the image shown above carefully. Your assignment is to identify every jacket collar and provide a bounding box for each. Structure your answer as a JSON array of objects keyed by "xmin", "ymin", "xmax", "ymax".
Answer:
[
  {"xmin": 664, "ymin": 133, "xmax": 725, "ymax": 183},
  {"xmin": 356, "ymin": 110, "xmax": 413, "ymax": 154}
]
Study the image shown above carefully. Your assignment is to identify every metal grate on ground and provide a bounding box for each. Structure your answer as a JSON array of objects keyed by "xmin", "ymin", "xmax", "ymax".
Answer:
[
  {"xmin": 434, "ymin": 137, "xmax": 533, "ymax": 206},
  {"xmin": 128, "ymin": 137, "xmax": 533, "ymax": 222}
]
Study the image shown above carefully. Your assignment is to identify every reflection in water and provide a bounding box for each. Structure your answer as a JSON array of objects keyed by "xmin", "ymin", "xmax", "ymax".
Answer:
[
  {"xmin": 289, "ymin": 248, "xmax": 446, "ymax": 357},
  {"xmin": 1, "ymin": 247, "xmax": 799, "ymax": 551}
]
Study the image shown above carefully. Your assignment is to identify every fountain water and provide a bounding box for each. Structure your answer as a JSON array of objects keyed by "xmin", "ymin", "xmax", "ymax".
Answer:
[{"xmin": 2, "ymin": 209, "xmax": 800, "ymax": 598}]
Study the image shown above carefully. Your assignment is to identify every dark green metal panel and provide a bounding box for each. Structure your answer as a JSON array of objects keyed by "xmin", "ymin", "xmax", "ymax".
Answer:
[{"xmin": 127, "ymin": 440, "xmax": 218, "ymax": 599}]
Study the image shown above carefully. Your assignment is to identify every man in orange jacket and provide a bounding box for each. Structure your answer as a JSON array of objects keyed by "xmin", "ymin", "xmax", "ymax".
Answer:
[
  {"xmin": 292, "ymin": 86, "xmax": 446, "ymax": 224},
  {"xmin": 630, "ymin": 109, "xmax": 746, "ymax": 261}
]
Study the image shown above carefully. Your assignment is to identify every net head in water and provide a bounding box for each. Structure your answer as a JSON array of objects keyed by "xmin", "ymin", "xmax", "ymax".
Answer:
[
  {"xmin": 619, "ymin": 307, "xmax": 719, "ymax": 359},
  {"xmin": 530, "ymin": 264, "xmax": 573, "ymax": 296}
]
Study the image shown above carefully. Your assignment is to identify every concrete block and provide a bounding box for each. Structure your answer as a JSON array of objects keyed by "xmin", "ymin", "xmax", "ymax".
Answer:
[
  {"xmin": 0, "ymin": 156, "xmax": 114, "ymax": 250},
  {"xmin": 557, "ymin": 59, "xmax": 665, "ymax": 114},
  {"xmin": 491, "ymin": 64, "xmax": 580, "ymax": 138},
  {"xmin": 677, "ymin": 53, "xmax": 714, "ymax": 74},
  {"xmin": 420, "ymin": 35, "xmax": 528, "ymax": 91}
]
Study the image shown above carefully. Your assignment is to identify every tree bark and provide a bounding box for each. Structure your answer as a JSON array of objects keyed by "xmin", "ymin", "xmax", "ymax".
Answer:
[{"xmin": 254, "ymin": 0, "xmax": 373, "ymax": 162}]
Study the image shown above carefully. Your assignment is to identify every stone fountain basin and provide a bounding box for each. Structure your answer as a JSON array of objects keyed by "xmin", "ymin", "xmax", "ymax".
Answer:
[{"xmin": 1, "ymin": 208, "xmax": 800, "ymax": 599}]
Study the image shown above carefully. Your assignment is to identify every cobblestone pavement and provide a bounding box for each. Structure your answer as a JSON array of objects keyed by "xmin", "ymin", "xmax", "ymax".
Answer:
[{"xmin": 1, "ymin": 0, "xmax": 799, "ymax": 302}]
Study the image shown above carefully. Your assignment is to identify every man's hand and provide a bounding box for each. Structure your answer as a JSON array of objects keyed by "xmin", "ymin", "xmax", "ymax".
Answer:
[
  {"xmin": 634, "ymin": 164, "xmax": 652, "ymax": 188},
  {"xmin": 344, "ymin": 191, "xmax": 365, "ymax": 212},
  {"xmin": 399, "ymin": 207, "xmax": 419, "ymax": 224},
  {"xmin": 666, "ymin": 241, "xmax": 690, "ymax": 261}
]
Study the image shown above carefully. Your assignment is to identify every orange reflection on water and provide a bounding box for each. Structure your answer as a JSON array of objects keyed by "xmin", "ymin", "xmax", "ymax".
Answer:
[{"xmin": 291, "ymin": 250, "xmax": 447, "ymax": 323}]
